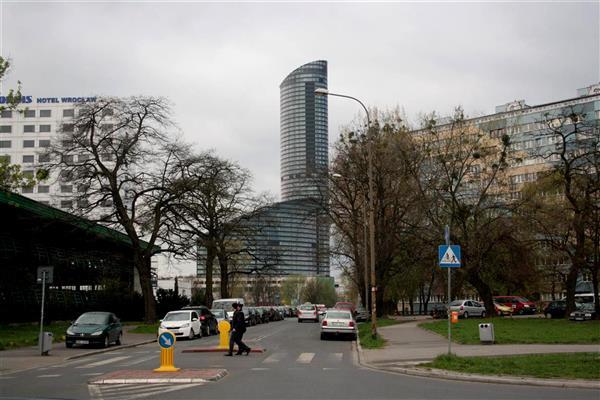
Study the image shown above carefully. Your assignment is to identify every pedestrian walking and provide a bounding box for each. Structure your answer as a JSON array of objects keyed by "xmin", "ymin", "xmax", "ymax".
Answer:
[{"xmin": 225, "ymin": 302, "xmax": 251, "ymax": 356}]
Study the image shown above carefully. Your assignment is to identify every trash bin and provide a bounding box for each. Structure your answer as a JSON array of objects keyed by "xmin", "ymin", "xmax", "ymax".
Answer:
[
  {"xmin": 40, "ymin": 331, "xmax": 53, "ymax": 355},
  {"xmin": 478, "ymin": 323, "xmax": 494, "ymax": 344}
]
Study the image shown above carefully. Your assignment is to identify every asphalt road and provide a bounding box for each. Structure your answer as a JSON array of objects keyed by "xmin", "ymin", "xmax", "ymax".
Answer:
[{"xmin": 0, "ymin": 318, "xmax": 597, "ymax": 400}]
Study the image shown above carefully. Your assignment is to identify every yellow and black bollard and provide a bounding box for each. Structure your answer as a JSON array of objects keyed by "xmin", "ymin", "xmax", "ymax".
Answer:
[{"xmin": 154, "ymin": 331, "xmax": 180, "ymax": 372}]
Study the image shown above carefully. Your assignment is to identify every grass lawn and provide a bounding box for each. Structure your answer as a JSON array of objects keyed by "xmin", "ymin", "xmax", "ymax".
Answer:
[
  {"xmin": 419, "ymin": 318, "xmax": 600, "ymax": 344},
  {"xmin": 0, "ymin": 322, "xmax": 71, "ymax": 350},
  {"xmin": 358, "ymin": 318, "xmax": 404, "ymax": 349},
  {"xmin": 422, "ymin": 352, "xmax": 600, "ymax": 380},
  {"xmin": 127, "ymin": 322, "xmax": 160, "ymax": 334}
]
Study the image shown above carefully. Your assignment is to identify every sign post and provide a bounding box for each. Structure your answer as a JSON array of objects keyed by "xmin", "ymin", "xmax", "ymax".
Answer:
[
  {"xmin": 155, "ymin": 331, "xmax": 180, "ymax": 372},
  {"xmin": 37, "ymin": 266, "xmax": 53, "ymax": 356},
  {"xmin": 439, "ymin": 226, "xmax": 461, "ymax": 355}
]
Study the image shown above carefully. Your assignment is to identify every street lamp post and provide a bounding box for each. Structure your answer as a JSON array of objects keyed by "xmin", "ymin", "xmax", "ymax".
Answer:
[{"xmin": 316, "ymin": 88, "xmax": 377, "ymax": 337}]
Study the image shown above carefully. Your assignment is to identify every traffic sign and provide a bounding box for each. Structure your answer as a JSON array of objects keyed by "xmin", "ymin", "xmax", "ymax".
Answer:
[
  {"xmin": 37, "ymin": 266, "xmax": 54, "ymax": 284},
  {"xmin": 158, "ymin": 331, "xmax": 175, "ymax": 349},
  {"xmin": 439, "ymin": 245, "xmax": 461, "ymax": 268}
]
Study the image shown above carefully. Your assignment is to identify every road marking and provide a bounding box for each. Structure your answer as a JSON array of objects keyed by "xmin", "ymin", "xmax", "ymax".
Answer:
[
  {"xmin": 88, "ymin": 383, "xmax": 204, "ymax": 400},
  {"xmin": 330, "ymin": 352, "xmax": 343, "ymax": 362},
  {"xmin": 76, "ymin": 356, "xmax": 131, "ymax": 369},
  {"xmin": 263, "ymin": 352, "xmax": 285, "ymax": 363},
  {"xmin": 37, "ymin": 374, "xmax": 61, "ymax": 378},
  {"xmin": 0, "ymin": 376, "xmax": 15, "ymax": 379},
  {"xmin": 323, "ymin": 367, "xmax": 339, "ymax": 370},
  {"xmin": 51, "ymin": 358, "xmax": 98, "ymax": 368},
  {"xmin": 119, "ymin": 355, "xmax": 156, "ymax": 367},
  {"xmin": 296, "ymin": 352, "xmax": 315, "ymax": 364},
  {"xmin": 251, "ymin": 367, "xmax": 270, "ymax": 371},
  {"xmin": 82, "ymin": 373, "xmax": 104, "ymax": 376}
]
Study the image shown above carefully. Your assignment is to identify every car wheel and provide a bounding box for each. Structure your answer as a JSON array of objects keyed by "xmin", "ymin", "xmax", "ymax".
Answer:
[
  {"xmin": 298, "ymin": 319, "xmax": 302, "ymax": 323},
  {"xmin": 546, "ymin": 313, "xmax": 552, "ymax": 319},
  {"xmin": 463, "ymin": 312, "xmax": 469, "ymax": 319},
  {"xmin": 320, "ymin": 333, "xmax": 326, "ymax": 340},
  {"xmin": 481, "ymin": 311, "xmax": 486, "ymax": 318},
  {"xmin": 116, "ymin": 333, "xmax": 122, "ymax": 345},
  {"xmin": 103, "ymin": 335, "xmax": 110, "ymax": 348},
  {"xmin": 189, "ymin": 329, "xmax": 195, "ymax": 340},
  {"xmin": 66, "ymin": 342, "xmax": 73, "ymax": 348}
]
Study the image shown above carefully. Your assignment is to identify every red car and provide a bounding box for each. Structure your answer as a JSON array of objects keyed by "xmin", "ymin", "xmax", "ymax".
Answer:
[{"xmin": 493, "ymin": 296, "xmax": 537, "ymax": 315}]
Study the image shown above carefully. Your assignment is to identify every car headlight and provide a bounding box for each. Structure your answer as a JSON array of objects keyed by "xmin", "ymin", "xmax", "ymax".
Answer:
[
  {"xmin": 181, "ymin": 323, "xmax": 190, "ymax": 328},
  {"xmin": 569, "ymin": 312, "xmax": 576, "ymax": 317},
  {"xmin": 585, "ymin": 313, "xmax": 592, "ymax": 317},
  {"xmin": 524, "ymin": 305, "xmax": 530, "ymax": 307},
  {"xmin": 66, "ymin": 329, "xmax": 75, "ymax": 335},
  {"xmin": 91, "ymin": 330, "xmax": 104, "ymax": 336}
]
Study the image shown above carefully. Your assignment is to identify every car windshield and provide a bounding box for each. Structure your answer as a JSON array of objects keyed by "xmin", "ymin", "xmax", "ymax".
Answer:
[
  {"xmin": 579, "ymin": 303, "xmax": 595, "ymax": 311},
  {"xmin": 212, "ymin": 301, "xmax": 237, "ymax": 310},
  {"xmin": 211, "ymin": 310, "xmax": 225, "ymax": 317},
  {"xmin": 326, "ymin": 312, "xmax": 351, "ymax": 319},
  {"xmin": 300, "ymin": 305, "xmax": 314, "ymax": 310},
  {"xmin": 75, "ymin": 313, "xmax": 109, "ymax": 325},
  {"xmin": 449, "ymin": 300, "xmax": 463, "ymax": 306},
  {"xmin": 163, "ymin": 312, "xmax": 190, "ymax": 321},
  {"xmin": 517, "ymin": 297, "xmax": 529, "ymax": 302}
]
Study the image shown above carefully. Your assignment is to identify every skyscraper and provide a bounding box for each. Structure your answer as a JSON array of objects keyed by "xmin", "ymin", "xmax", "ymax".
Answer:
[{"xmin": 280, "ymin": 60, "xmax": 328, "ymax": 201}]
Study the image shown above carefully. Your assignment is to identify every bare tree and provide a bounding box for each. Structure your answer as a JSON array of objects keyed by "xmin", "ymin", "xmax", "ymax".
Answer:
[{"xmin": 46, "ymin": 97, "xmax": 186, "ymax": 322}]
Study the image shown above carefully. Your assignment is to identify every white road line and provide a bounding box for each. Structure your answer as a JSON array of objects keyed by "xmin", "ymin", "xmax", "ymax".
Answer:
[
  {"xmin": 262, "ymin": 352, "xmax": 285, "ymax": 363},
  {"xmin": 82, "ymin": 373, "xmax": 104, "ymax": 376},
  {"xmin": 330, "ymin": 352, "xmax": 343, "ymax": 362},
  {"xmin": 323, "ymin": 367, "xmax": 339, "ymax": 370},
  {"xmin": 37, "ymin": 374, "xmax": 61, "ymax": 378},
  {"xmin": 119, "ymin": 355, "xmax": 156, "ymax": 367},
  {"xmin": 76, "ymin": 356, "xmax": 131, "ymax": 369},
  {"xmin": 251, "ymin": 367, "xmax": 270, "ymax": 371},
  {"xmin": 89, "ymin": 383, "xmax": 204, "ymax": 400},
  {"xmin": 51, "ymin": 358, "xmax": 98, "ymax": 368},
  {"xmin": 296, "ymin": 352, "xmax": 315, "ymax": 364},
  {"xmin": 88, "ymin": 384, "xmax": 104, "ymax": 400}
]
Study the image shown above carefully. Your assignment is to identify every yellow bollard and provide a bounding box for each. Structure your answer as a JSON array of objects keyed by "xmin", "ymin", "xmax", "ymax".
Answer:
[
  {"xmin": 218, "ymin": 320, "xmax": 231, "ymax": 349},
  {"xmin": 154, "ymin": 331, "xmax": 180, "ymax": 372}
]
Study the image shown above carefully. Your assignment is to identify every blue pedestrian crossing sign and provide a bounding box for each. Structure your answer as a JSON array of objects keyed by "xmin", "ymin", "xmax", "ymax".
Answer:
[
  {"xmin": 439, "ymin": 245, "xmax": 461, "ymax": 268},
  {"xmin": 158, "ymin": 331, "xmax": 176, "ymax": 349}
]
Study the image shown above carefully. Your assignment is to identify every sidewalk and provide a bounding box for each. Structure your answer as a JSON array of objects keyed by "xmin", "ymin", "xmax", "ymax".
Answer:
[
  {"xmin": 0, "ymin": 327, "xmax": 156, "ymax": 375},
  {"xmin": 358, "ymin": 319, "xmax": 600, "ymax": 389}
]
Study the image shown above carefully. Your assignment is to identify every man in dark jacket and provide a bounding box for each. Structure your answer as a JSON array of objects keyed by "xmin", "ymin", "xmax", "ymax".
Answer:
[{"xmin": 225, "ymin": 303, "xmax": 251, "ymax": 356}]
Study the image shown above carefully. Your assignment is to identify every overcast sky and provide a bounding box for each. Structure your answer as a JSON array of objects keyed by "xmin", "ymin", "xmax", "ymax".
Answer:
[{"xmin": 2, "ymin": 0, "xmax": 598, "ymax": 275}]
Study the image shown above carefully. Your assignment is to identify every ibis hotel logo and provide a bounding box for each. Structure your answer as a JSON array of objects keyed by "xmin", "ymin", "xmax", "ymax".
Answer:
[{"xmin": 0, "ymin": 96, "xmax": 97, "ymax": 104}]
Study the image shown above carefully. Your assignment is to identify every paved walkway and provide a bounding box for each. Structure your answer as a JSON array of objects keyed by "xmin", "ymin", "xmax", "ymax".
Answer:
[
  {"xmin": 0, "ymin": 327, "xmax": 156, "ymax": 374},
  {"xmin": 362, "ymin": 320, "xmax": 600, "ymax": 366}
]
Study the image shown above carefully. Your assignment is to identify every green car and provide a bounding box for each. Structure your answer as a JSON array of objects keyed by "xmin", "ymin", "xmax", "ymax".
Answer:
[{"xmin": 65, "ymin": 312, "xmax": 122, "ymax": 348}]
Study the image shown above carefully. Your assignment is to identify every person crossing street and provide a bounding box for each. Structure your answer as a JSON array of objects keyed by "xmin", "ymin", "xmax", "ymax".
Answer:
[{"xmin": 225, "ymin": 302, "xmax": 251, "ymax": 356}]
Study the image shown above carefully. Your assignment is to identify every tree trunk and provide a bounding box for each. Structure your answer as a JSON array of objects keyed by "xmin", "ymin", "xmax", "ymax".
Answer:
[
  {"xmin": 591, "ymin": 265, "xmax": 600, "ymax": 316},
  {"xmin": 467, "ymin": 270, "xmax": 494, "ymax": 316},
  {"xmin": 204, "ymin": 246, "xmax": 215, "ymax": 307},
  {"xmin": 218, "ymin": 253, "xmax": 230, "ymax": 299},
  {"xmin": 565, "ymin": 219, "xmax": 586, "ymax": 316},
  {"xmin": 135, "ymin": 253, "xmax": 156, "ymax": 323}
]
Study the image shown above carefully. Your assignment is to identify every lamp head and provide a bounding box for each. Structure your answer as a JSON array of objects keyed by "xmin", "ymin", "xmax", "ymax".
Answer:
[{"xmin": 314, "ymin": 88, "xmax": 329, "ymax": 96}]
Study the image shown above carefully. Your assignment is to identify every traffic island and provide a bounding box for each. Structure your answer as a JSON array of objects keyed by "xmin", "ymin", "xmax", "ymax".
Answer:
[
  {"xmin": 182, "ymin": 347, "xmax": 265, "ymax": 353},
  {"xmin": 88, "ymin": 369, "xmax": 228, "ymax": 384}
]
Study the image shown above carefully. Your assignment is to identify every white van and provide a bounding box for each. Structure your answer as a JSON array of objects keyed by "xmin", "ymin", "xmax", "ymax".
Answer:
[
  {"xmin": 212, "ymin": 298, "xmax": 245, "ymax": 319},
  {"xmin": 574, "ymin": 293, "xmax": 596, "ymax": 305}
]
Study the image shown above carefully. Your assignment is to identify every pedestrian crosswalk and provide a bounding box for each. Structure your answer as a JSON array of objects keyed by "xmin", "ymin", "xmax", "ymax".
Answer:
[{"xmin": 88, "ymin": 383, "xmax": 204, "ymax": 400}]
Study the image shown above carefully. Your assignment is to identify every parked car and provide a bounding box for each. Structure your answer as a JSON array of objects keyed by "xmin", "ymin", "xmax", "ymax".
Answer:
[
  {"xmin": 544, "ymin": 300, "xmax": 568, "ymax": 319},
  {"xmin": 65, "ymin": 311, "xmax": 122, "ymax": 348},
  {"xmin": 493, "ymin": 296, "xmax": 537, "ymax": 315},
  {"xmin": 569, "ymin": 303, "xmax": 597, "ymax": 321},
  {"xmin": 181, "ymin": 305, "xmax": 218, "ymax": 336},
  {"xmin": 449, "ymin": 299, "xmax": 486, "ymax": 319},
  {"xmin": 494, "ymin": 302, "xmax": 513, "ymax": 316},
  {"xmin": 210, "ymin": 309, "xmax": 230, "ymax": 326},
  {"xmin": 257, "ymin": 307, "xmax": 270, "ymax": 323},
  {"xmin": 320, "ymin": 310, "xmax": 356, "ymax": 340},
  {"xmin": 158, "ymin": 310, "xmax": 202, "ymax": 339},
  {"xmin": 334, "ymin": 301, "xmax": 355, "ymax": 315},
  {"xmin": 430, "ymin": 304, "xmax": 447, "ymax": 319},
  {"xmin": 212, "ymin": 298, "xmax": 245, "ymax": 319},
  {"xmin": 355, "ymin": 306, "xmax": 369, "ymax": 322},
  {"xmin": 298, "ymin": 304, "xmax": 319, "ymax": 323}
]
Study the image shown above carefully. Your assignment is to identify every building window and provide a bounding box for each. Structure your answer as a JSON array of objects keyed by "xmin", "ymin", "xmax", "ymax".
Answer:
[
  {"xmin": 61, "ymin": 185, "xmax": 73, "ymax": 193},
  {"xmin": 62, "ymin": 154, "xmax": 74, "ymax": 163},
  {"xmin": 40, "ymin": 110, "xmax": 51, "ymax": 117},
  {"xmin": 38, "ymin": 185, "xmax": 50, "ymax": 193},
  {"xmin": 39, "ymin": 125, "xmax": 51, "ymax": 133},
  {"xmin": 38, "ymin": 154, "xmax": 50, "ymax": 163},
  {"xmin": 1, "ymin": 110, "xmax": 12, "ymax": 118},
  {"xmin": 0, "ymin": 125, "xmax": 12, "ymax": 133},
  {"xmin": 22, "ymin": 170, "xmax": 34, "ymax": 179},
  {"xmin": 24, "ymin": 125, "xmax": 35, "ymax": 133},
  {"xmin": 22, "ymin": 187, "xmax": 34, "ymax": 194},
  {"xmin": 77, "ymin": 184, "xmax": 88, "ymax": 193},
  {"xmin": 101, "ymin": 153, "xmax": 113, "ymax": 161},
  {"xmin": 39, "ymin": 139, "xmax": 50, "ymax": 148},
  {"xmin": 63, "ymin": 109, "xmax": 75, "ymax": 117},
  {"xmin": 60, "ymin": 200, "xmax": 73, "ymax": 209},
  {"xmin": 0, "ymin": 140, "xmax": 11, "ymax": 148},
  {"xmin": 22, "ymin": 155, "xmax": 34, "ymax": 163},
  {"xmin": 62, "ymin": 124, "xmax": 74, "ymax": 133},
  {"xmin": 24, "ymin": 109, "xmax": 35, "ymax": 118},
  {"xmin": 77, "ymin": 199, "xmax": 89, "ymax": 208},
  {"xmin": 102, "ymin": 199, "xmax": 114, "ymax": 207},
  {"xmin": 23, "ymin": 140, "xmax": 35, "ymax": 148}
]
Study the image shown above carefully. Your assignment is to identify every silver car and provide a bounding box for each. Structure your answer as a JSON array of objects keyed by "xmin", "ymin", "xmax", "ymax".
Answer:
[
  {"xmin": 449, "ymin": 299, "xmax": 486, "ymax": 319},
  {"xmin": 320, "ymin": 310, "xmax": 356, "ymax": 340}
]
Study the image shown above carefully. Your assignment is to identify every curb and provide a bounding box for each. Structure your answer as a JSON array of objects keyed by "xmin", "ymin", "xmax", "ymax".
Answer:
[
  {"xmin": 354, "ymin": 333, "xmax": 599, "ymax": 389},
  {"xmin": 65, "ymin": 338, "xmax": 157, "ymax": 360},
  {"xmin": 89, "ymin": 369, "xmax": 228, "ymax": 385}
]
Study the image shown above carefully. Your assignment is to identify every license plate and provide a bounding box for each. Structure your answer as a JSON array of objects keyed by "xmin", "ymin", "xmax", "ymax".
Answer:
[
  {"xmin": 331, "ymin": 322, "xmax": 345, "ymax": 327},
  {"xmin": 576, "ymin": 317, "xmax": 583, "ymax": 321},
  {"xmin": 76, "ymin": 340, "xmax": 88, "ymax": 344}
]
